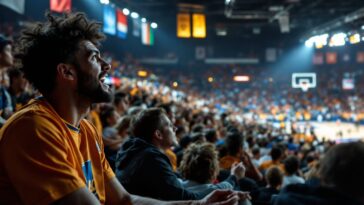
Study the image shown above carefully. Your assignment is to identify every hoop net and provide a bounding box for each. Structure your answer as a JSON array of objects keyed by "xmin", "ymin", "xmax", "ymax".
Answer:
[{"xmin": 300, "ymin": 82, "xmax": 309, "ymax": 92}]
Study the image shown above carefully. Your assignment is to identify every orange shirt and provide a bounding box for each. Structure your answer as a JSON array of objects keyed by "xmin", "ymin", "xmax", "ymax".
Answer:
[
  {"xmin": 259, "ymin": 160, "xmax": 285, "ymax": 172},
  {"xmin": 89, "ymin": 109, "xmax": 103, "ymax": 136},
  {"xmin": 219, "ymin": 155, "xmax": 240, "ymax": 170},
  {"xmin": 165, "ymin": 148, "xmax": 177, "ymax": 171},
  {"xmin": 0, "ymin": 98, "xmax": 114, "ymax": 205}
]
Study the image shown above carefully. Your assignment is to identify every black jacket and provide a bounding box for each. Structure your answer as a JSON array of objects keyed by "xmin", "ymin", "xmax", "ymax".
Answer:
[
  {"xmin": 273, "ymin": 184, "xmax": 363, "ymax": 205},
  {"xmin": 115, "ymin": 137, "xmax": 201, "ymax": 200}
]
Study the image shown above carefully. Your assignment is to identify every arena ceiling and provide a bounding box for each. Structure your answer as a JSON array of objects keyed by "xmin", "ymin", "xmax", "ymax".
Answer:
[{"xmin": 118, "ymin": 0, "xmax": 364, "ymax": 41}]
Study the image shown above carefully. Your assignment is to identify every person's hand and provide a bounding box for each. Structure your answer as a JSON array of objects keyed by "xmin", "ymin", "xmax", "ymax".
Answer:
[
  {"xmin": 236, "ymin": 191, "xmax": 251, "ymax": 201},
  {"xmin": 240, "ymin": 151, "xmax": 252, "ymax": 166},
  {"xmin": 199, "ymin": 189, "xmax": 239, "ymax": 205},
  {"xmin": 230, "ymin": 162, "xmax": 246, "ymax": 180}
]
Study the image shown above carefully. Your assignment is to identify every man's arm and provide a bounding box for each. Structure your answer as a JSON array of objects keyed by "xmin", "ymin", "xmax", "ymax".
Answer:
[
  {"xmin": 52, "ymin": 188, "xmax": 100, "ymax": 205},
  {"xmin": 104, "ymin": 177, "xmax": 244, "ymax": 205},
  {"xmin": 131, "ymin": 189, "xmax": 242, "ymax": 205},
  {"xmin": 105, "ymin": 177, "xmax": 132, "ymax": 205}
]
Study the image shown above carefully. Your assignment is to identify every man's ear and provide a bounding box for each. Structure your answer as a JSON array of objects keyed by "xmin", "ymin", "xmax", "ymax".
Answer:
[
  {"xmin": 155, "ymin": 130, "xmax": 163, "ymax": 140},
  {"xmin": 56, "ymin": 63, "xmax": 76, "ymax": 81}
]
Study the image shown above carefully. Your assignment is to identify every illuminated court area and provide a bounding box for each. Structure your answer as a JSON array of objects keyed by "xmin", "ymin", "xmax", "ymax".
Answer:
[{"xmin": 311, "ymin": 122, "xmax": 364, "ymax": 142}]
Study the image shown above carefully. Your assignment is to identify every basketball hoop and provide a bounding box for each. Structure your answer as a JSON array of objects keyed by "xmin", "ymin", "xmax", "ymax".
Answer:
[
  {"xmin": 292, "ymin": 73, "xmax": 316, "ymax": 92},
  {"xmin": 300, "ymin": 82, "xmax": 309, "ymax": 92}
]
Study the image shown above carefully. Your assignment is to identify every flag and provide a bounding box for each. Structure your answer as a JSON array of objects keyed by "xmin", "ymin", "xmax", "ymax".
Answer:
[
  {"xmin": 357, "ymin": 52, "xmax": 364, "ymax": 63},
  {"xmin": 342, "ymin": 78, "xmax": 355, "ymax": 90},
  {"xmin": 195, "ymin": 46, "xmax": 205, "ymax": 60},
  {"xmin": 177, "ymin": 13, "xmax": 191, "ymax": 38},
  {"xmin": 192, "ymin": 13, "xmax": 206, "ymax": 38},
  {"xmin": 343, "ymin": 53, "xmax": 350, "ymax": 62},
  {"xmin": 116, "ymin": 9, "xmax": 127, "ymax": 39},
  {"xmin": 326, "ymin": 52, "xmax": 337, "ymax": 64},
  {"xmin": 0, "ymin": 0, "xmax": 25, "ymax": 14},
  {"xmin": 50, "ymin": 0, "xmax": 71, "ymax": 13},
  {"xmin": 266, "ymin": 48, "xmax": 276, "ymax": 62},
  {"xmin": 313, "ymin": 52, "xmax": 323, "ymax": 65},
  {"xmin": 133, "ymin": 18, "xmax": 140, "ymax": 37},
  {"xmin": 141, "ymin": 22, "xmax": 154, "ymax": 46},
  {"xmin": 103, "ymin": 5, "xmax": 116, "ymax": 35}
]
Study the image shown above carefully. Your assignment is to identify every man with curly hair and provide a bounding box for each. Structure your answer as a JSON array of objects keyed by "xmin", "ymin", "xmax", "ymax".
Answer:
[{"xmin": 0, "ymin": 12, "xmax": 245, "ymax": 205}]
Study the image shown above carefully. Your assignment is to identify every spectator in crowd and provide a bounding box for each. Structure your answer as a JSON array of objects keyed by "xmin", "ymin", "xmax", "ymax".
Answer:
[
  {"xmin": 158, "ymin": 103, "xmax": 178, "ymax": 171},
  {"xmin": 7, "ymin": 68, "xmax": 31, "ymax": 111},
  {"xmin": 115, "ymin": 108, "xmax": 250, "ymax": 201},
  {"xmin": 252, "ymin": 166, "xmax": 283, "ymax": 204},
  {"xmin": 113, "ymin": 91, "xmax": 129, "ymax": 116},
  {"xmin": 191, "ymin": 132, "xmax": 206, "ymax": 143},
  {"xmin": 0, "ymin": 34, "xmax": 13, "ymax": 126},
  {"xmin": 220, "ymin": 132, "xmax": 263, "ymax": 181},
  {"xmin": 191, "ymin": 123, "xmax": 205, "ymax": 133},
  {"xmin": 0, "ymin": 12, "xmax": 243, "ymax": 205},
  {"xmin": 87, "ymin": 103, "xmax": 103, "ymax": 135},
  {"xmin": 251, "ymin": 147, "xmax": 261, "ymax": 168},
  {"xmin": 259, "ymin": 145, "xmax": 285, "ymax": 172},
  {"xmin": 274, "ymin": 142, "xmax": 364, "ymax": 205},
  {"xmin": 100, "ymin": 105, "xmax": 121, "ymax": 143},
  {"xmin": 115, "ymin": 115, "xmax": 132, "ymax": 142},
  {"xmin": 99, "ymin": 104, "xmax": 122, "ymax": 170},
  {"xmin": 179, "ymin": 142, "xmax": 245, "ymax": 196},
  {"xmin": 282, "ymin": 155, "xmax": 305, "ymax": 187},
  {"xmin": 175, "ymin": 135, "xmax": 192, "ymax": 166},
  {"xmin": 205, "ymin": 129, "xmax": 218, "ymax": 144}
]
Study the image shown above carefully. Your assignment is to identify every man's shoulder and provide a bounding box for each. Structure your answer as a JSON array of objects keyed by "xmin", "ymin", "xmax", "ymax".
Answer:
[{"xmin": 0, "ymin": 100, "xmax": 65, "ymax": 142}]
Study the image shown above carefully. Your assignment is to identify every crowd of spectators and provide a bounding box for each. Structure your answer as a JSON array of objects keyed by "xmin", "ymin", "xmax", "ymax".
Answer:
[{"xmin": 1, "ymin": 14, "xmax": 364, "ymax": 204}]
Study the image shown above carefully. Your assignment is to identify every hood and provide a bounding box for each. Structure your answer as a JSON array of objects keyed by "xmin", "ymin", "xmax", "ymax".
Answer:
[
  {"xmin": 115, "ymin": 137, "xmax": 159, "ymax": 170},
  {"xmin": 274, "ymin": 184, "xmax": 363, "ymax": 205}
]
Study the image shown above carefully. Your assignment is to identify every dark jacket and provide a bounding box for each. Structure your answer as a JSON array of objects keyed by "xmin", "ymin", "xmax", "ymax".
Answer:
[
  {"xmin": 274, "ymin": 184, "xmax": 364, "ymax": 205},
  {"xmin": 115, "ymin": 137, "xmax": 201, "ymax": 200}
]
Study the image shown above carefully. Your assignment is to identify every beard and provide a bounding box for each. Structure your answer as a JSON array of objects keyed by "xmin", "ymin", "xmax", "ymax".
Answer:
[{"xmin": 76, "ymin": 68, "xmax": 112, "ymax": 103}]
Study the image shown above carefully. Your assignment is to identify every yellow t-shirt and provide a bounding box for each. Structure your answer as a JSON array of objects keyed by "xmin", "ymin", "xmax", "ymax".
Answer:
[
  {"xmin": 259, "ymin": 160, "xmax": 285, "ymax": 172},
  {"xmin": 219, "ymin": 155, "xmax": 240, "ymax": 170},
  {"xmin": 89, "ymin": 109, "xmax": 103, "ymax": 136},
  {"xmin": 165, "ymin": 148, "xmax": 177, "ymax": 171},
  {"xmin": 0, "ymin": 98, "xmax": 115, "ymax": 205}
]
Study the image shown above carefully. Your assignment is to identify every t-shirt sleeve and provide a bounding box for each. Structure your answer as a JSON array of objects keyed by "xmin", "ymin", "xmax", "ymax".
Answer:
[{"xmin": 1, "ymin": 114, "xmax": 85, "ymax": 205}]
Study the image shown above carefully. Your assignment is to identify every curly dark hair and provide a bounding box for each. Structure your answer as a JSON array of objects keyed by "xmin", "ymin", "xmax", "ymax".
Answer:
[
  {"xmin": 179, "ymin": 142, "xmax": 219, "ymax": 184},
  {"xmin": 15, "ymin": 12, "xmax": 105, "ymax": 95}
]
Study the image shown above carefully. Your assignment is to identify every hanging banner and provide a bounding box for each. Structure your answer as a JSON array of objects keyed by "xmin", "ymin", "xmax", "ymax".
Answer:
[
  {"xmin": 142, "ymin": 22, "xmax": 154, "ymax": 46},
  {"xmin": 132, "ymin": 18, "xmax": 141, "ymax": 37},
  {"xmin": 342, "ymin": 78, "xmax": 355, "ymax": 90},
  {"xmin": 116, "ymin": 9, "xmax": 127, "ymax": 39},
  {"xmin": 192, "ymin": 13, "xmax": 206, "ymax": 38},
  {"xmin": 326, "ymin": 52, "xmax": 337, "ymax": 64},
  {"xmin": 195, "ymin": 46, "xmax": 206, "ymax": 60},
  {"xmin": 0, "ymin": 0, "xmax": 25, "ymax": 14},
  {"xmin": 103, "ymin": 5, "xmax": 116, "ymax": 35},
  {"xmin": 266, "ymin": 48, "xmax": 276, "ymax": 62},
  {"xmin": 357, "ymin": 51, "xmax": 364, "ymax": 63},
  {"xmin": 342, "ymin": 53, "xmax": 350, "ymax": 62},
  {"xmin": 177, "ymin": 13, "xmax": 191, "ymax": 38},
  {"xmin": 313, "ymin": 52, "xmax": 324, "ymax": 65}
]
